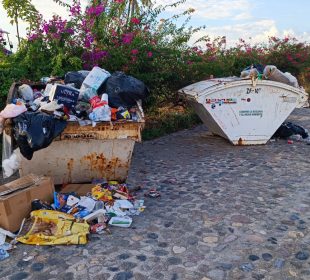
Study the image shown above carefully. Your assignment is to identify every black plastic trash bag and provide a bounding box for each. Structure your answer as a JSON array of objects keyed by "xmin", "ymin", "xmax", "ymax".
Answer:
[
  {"xmin": 105, "ymin": 72, "xmax": 149, "ymax": 108},
  {"xmin": 64, "ymin": 71, "xmax": 89, "ymax": 89},
  {"xmin": 13, "ymin": 112, "xmax": 67, "ymax": 160},
  {"xmin": 273, "ymin": 122, "xmax": 309, "ymax": 139}
]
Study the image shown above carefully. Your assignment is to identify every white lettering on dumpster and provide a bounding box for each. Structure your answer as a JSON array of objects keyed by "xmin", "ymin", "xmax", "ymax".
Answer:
[{"xmin": 239, "ymin": 110, "xmax": 263, "ymax": 117}]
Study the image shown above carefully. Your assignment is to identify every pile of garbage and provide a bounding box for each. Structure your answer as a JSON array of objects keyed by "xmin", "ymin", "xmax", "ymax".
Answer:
[
  {"xmin": 272, "ymin": 121, "xmax": 310, "ymax": 144},
  {"xmin": 1, "ymin": 180, "xmax": 145, "ymax": 252},
  {"xmin": 240, "ymin": 64, "xmax": 300, "ymax": 88},
  {"xmin": 0, "ymin": 67, "xmax": 148, "ymax": 169}
]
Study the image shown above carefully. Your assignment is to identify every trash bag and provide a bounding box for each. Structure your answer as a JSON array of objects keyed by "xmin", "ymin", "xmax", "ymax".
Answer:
[
  {"xmin": 273, "ymin": 122, "xmax": 309, "ymax": 139},
  {"xmin": 2, "ymin": 149, "xmax": 21, "ymax": 178},
  {"xmin": 64, "ymin": 71, "xmax": 89, "ymax": 89},
  {"xmin": 13, "ymin": 112, "xmax": 67, "ymax": 160},
  {"xmin": 17, "ymin": 210, "xmax": 89, "ymax": 245},
  {"xmin": 240, "ymin": 64, "xmax": 264, "ymax": 77},
  {"xmin": 0, "ymin": 103, "xmax": 27, "ymax": 119},
  {"xmin": 263, "ymin": 65, "xmax": 299, "ymax": 87},
  {"xmin": 105, "ymin": 72, "xmax": 149, "ymax": 108}
]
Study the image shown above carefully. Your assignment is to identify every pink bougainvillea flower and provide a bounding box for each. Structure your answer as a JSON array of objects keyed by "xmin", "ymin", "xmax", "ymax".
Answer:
[
  {"xmin": 86, "ymin": 4, "xmax": 105, "ymax": 16},
  {"xmin": 27, "ymin": 34, "xmax": 39, "ymax": 41},
  {"xmin": 65, "ymin": 28, "xmax": 75, "ymax": 35},
  {"xmin": 114, "ymin": 0, "xmax": 124, "ymax": 3},
  {"xmin": 147, "ymin": 51, "xmax": 153, "ymax": 58},
  {"xmin": 131, "ymin": 17, "xmax": 140, "ymax": 24},
  {"xmin": 131, "ymin": 49, "xmax": 139, "ymax": 55},
  {"xmin": 122, "ymin": 33, "xmax": 134, "ymax": 44},
  {"xmin": 70, "ymin": 2, "xmax": 81, "ymax": 16},
  {"xmin": 131, "ymin": 56, "xmax": 137, "ymax": 62}
]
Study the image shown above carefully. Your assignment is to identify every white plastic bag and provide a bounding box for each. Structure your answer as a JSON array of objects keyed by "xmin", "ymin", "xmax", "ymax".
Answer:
[
  {"xmin": 89, "ymin": 105, "xmax": 111, "ymax": 122},
  {"xmin": 18, "ymin": 84, "xmax": 34, "ymax": 102},
  {"xmin": 2, "ymin": 149, "xmax": 21, "ymax": 178},
  {"xmin": 0, "ymin": 104, "xmax": 27, "ymax": 119},
  {"xmin": 263, "ymin": 65, "xmax": 298, "ymax": 87}
]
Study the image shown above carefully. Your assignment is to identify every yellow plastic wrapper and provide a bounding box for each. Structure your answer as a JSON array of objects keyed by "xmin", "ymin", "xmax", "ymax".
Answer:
[
  {"xmin": 17, "ymin": 210, "xmax": 89, "ymax": 245},
  {"xmin": 91, "ymin": 185, "xmax": 113, "ymax": 201}
]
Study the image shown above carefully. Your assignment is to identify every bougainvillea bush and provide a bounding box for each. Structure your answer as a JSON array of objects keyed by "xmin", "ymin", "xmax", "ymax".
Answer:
[{"xmin": 0, "ymin": 0, "xmax": 309, "ymax": 110}]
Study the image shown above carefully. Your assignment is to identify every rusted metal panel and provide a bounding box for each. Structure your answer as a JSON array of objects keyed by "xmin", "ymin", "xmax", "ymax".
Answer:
[
  {"xmin": 60, "ymin": 121, "xmax": 144, "ymax": 142},
  {"xmin": 18, "ymin": 139, "xmax": 136, "ymax": 184}
]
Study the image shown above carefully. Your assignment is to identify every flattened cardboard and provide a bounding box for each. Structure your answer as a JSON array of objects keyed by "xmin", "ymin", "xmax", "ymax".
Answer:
[
  {"xmin": 0, "ymin": 174, "xmax": 54, "ymax": 232},
  {"xmin": 60, "ymin": 184, "xmax": 93, "ymax": 196}
]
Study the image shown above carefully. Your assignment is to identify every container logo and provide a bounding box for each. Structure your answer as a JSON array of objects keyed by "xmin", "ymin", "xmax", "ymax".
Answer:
[{"xmin": 206, "ymin": 98, "xmax": 237, "ymax": 105}]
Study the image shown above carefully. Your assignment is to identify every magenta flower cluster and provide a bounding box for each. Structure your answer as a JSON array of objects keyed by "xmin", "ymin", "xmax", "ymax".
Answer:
[
  {"xmin": 70, "ymin": 1, "xmax": 81, "ymax": 16},
  {"xmin": 86, "ymin": 4, "xmax": 105, "ymax": 16}
]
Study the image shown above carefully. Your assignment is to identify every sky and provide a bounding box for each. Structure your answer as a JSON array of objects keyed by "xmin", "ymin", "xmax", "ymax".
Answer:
[{"xmin": 0, "ymin": 0, "xmax": 309, "ymax": 50}]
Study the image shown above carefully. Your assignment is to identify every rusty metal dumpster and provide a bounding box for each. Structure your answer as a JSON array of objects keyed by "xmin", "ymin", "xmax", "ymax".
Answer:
[{"xmin": 5, "ymin": 82, "xmax": 144, "ymax": 184}]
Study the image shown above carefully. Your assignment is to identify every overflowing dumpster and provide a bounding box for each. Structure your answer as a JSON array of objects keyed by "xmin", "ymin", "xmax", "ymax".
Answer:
[
  {"xmin": 179, "ymin": 78, "xmax": 308, "ymax": 145},
  {"xmin": 3, "ymin": 70, "xmax": 146, "ymax": 184}
]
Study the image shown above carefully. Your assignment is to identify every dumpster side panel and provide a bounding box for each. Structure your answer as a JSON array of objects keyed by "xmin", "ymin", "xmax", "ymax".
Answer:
[
  {"xmin": 18, "ymin": 139, "xmax": 135, "ymax": 184},
  {"xmin": 189, "ymin": 101, "xmax": 228, "ymax": 139}
]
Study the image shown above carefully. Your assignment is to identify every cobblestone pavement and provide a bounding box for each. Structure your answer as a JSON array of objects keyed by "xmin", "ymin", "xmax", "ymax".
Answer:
[{"xmin": 1, "ymin": 108, "xmax": 310, "ymax": 280}]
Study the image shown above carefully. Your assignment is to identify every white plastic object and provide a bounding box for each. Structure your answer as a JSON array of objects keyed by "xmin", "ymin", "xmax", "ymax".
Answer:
[
  {"xmin": 44, "ymin": 84, "xmax": 54, "ymax": 97},
  {"xmin": 89, "ymin": 105, "xmax": 111, "ymax": 122},
  {"xmin": 114, "ymin": 199, "xmax": 134, "ymax": 209},
  {"xmin": 83, "ymin": 209, "xmax": 107, "ymax": 222},
  {"xmin": 108, "ymin": 216, "xmax": 132, "ymax": 227},
  {"xmin": 101, "ymin": 93, "xmax": 109, "ymax": 103},
  {"xmin": 82, "ymin": 66, "xmax": 111, "ymax": 91},
  {"xmin": 0, "ymin": 104, "xmax": 27, "ymax": 119},
  {"xmin": 18, "ymin": 84, "xmax": 34, "ymax": 102},
  {"xmin": 263, "ymin": 65, "xmax": 299, "ymax": 87},
  {"xmin": 2, "ymin": 149, "xmax": 21, "ymax": 178},
  {"xmin": 284, "ymin": 72, "xmax": 299, "ymax": 88}
]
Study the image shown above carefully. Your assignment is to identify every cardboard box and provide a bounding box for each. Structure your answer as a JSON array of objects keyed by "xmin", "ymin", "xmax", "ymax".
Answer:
[
  {"xmin": 60, "ymin": 183, "xmax": 93, "ymax": 196},
  {"xmin": 49, "ymin": 84, "xmax": 79, "ymax": 109},
  {"xmin": 0, "ymin": 174, "xmax": 54, "ymax": 232}
]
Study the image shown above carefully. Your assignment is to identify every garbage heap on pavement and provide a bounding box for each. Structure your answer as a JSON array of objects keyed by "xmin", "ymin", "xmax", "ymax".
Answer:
[{"xmin": 0, "ymin": 175, "xmax": 148, "ymax": 261}]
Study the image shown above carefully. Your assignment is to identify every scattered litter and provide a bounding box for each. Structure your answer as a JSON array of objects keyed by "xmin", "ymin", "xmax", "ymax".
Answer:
[
  {"xmin": 273, "ymin": 122, "xmax": 309, "ymax": 145},
  {"xmin": 0, "ymin": 247, "xmax": 10, "ymax": 261},
  {"xmin": 2, "ymin": 149, "xmax": 21, "ymax": 178},
  {"xmin": 17, "ymin": 210, "xmax": 89, "ymax": 245},
  {"xmin": 0, "ymin": 229, "xmax": 15, "ymax": 261},
  {"xmin": 144, "ymin": 189, "xmax": 161, "ymax": 198},
  {"xmin": 109, "ymin": 216, "xmax": 132, "ymax": 228},
  {"xmin": 22, "ymin": 255, "xmax": 34, "ymax": 262},
  {"xmin": 0, "ymin": 228, "xmax": 16, "ymax": 245}
]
